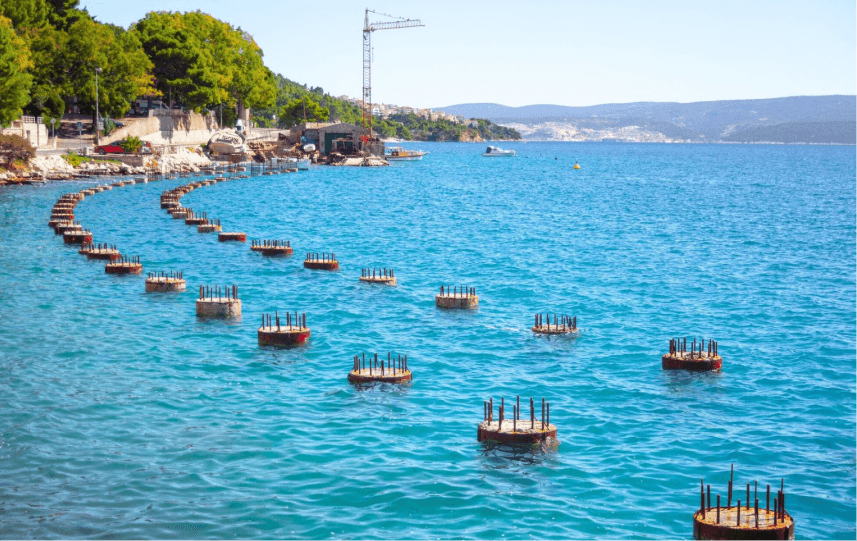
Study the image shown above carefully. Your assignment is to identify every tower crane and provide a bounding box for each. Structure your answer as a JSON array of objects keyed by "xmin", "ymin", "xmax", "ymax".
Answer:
[{"xmin": 361, "ymin": 9, "xmax": 424, "ymax": 145}]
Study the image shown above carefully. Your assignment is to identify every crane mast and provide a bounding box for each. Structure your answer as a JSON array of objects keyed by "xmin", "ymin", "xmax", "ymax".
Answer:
[{"xmin": 361, "ymin": 9, "xmax": 424, "ymax": 144}]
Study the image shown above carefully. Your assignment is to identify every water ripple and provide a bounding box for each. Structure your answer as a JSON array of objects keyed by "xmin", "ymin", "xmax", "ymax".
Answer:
[{"xmin": 0, "ymin": 143, "xmax": 854, "ymax": 539}]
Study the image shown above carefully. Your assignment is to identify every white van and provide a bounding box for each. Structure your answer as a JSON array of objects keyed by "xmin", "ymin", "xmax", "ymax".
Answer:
[{"xmin": 133, "ymin": 99, "xmax": 169, "ymax": 115}]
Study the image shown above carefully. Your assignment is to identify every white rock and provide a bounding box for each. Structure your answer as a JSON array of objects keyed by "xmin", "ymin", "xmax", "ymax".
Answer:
[
  {"xmin": 148, "ymin": 147, "xmax": 213, "ymax": 172},
  {"xmin": 29, "ymin": 155, "xmax": 76, "ymax": 173}
]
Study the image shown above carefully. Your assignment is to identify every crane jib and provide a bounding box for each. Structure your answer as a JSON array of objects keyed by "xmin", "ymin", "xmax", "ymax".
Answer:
[{"xmin": 368, "ymin": 20, "xmax": 424, "ymax": 32}]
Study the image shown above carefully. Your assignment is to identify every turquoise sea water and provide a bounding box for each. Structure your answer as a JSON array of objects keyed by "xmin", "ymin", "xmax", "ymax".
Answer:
[{"xmin": 0, "ymin": 142, "xmax": 854, "ymax": 539}]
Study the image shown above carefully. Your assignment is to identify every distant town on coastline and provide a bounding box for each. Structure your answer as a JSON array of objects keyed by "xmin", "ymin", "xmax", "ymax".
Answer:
[{"xmin": 251, "ymin": 75, "xmax": 522, "ymax": 142}]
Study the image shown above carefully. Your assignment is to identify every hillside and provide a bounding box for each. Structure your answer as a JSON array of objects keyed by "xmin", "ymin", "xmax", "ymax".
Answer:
[
  {"xmin": 438, "ymin": 96, "xmax": 856, "ymax": 143},
  {"xmin": 252, "ymin": 75, "xmax": 519, "ymax": 142},
  {"xmin": 388, "ymin": 114, "xmax": 520, "ymax": 142},
  {"xmin": 721, "ymin": 121, "xmax": 856, "ymax": 145}
]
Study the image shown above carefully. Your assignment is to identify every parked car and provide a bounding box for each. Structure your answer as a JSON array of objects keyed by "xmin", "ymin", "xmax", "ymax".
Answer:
[
  {"xmin": 94, "ymin": 139, "xmax": 152, "ymax": 155},
  {"xmin": 132, "ymin": 99, "xmax": 171, "ymax": 116}
]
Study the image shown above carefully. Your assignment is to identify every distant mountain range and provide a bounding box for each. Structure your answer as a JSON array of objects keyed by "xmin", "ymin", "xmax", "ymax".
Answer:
[{"xmin": 437, "ymin": 96, "xmax": 856, "ymax": 144}]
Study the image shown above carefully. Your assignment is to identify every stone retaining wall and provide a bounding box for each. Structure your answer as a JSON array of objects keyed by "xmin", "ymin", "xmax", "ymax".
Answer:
[
  {"xmin": 104, "ymin": 112, "xmax": 220, "ymax": 146},
  {"xmin": 88, "ymin": 155, "xmax": 146, "ymax": 167}
]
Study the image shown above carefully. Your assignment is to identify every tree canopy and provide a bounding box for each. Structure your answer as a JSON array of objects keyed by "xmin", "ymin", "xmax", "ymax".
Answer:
[
  {"xmin": 134, "ymin": 11, "xmax": 275, "ymax": 116},
  {"xmin": 4, "ymin": 0, "xmax": 152, "ymax": 123},
  {"xmin": 1, "ymin": 4, "xmax": 275, "ymax": 129},
  {"xmin": 45, "ymin": 0, "xmax": 86, "ymax": 30},
  {"xmin": 0, "ymin": 0, "xmax": 49, "ymax": 29},
  {"xmin": 58, "ymin": 18, "xmax": 155, "ymax": 118},
  {"xmin": 279, "ymin": 95, "xmax": 330, "ymax": 126},
  {"xmin": 0, "ymin": 0, "xmax": 85, "ymax": 29},
  {"xmin": 0, "ymin": 3, "xmax": 494, "ymax": 142},
  {"xmin": 0, "ymin": 15, "xmax": 33, "ymax": 127}
]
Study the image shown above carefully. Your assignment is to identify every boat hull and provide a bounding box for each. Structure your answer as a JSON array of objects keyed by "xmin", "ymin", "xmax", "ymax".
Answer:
[{"xmin": 385, "ymin": 147, "xmax": 428, "ymax": 160}]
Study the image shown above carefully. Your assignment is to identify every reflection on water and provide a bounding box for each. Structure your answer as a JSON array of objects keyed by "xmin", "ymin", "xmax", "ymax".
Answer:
[{"xmin": 478, "ymin": 438, "xmax": 561, "ymax": 467}]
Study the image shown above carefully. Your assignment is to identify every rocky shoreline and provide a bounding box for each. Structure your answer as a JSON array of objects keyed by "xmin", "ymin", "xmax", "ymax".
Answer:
[
  {"xmin": 1, "ymin": 148, "xmax": 215, "ymax": 186},
  {"xmin": 0, "ymin": 140, "xmax": 393, "ymax": 186}
]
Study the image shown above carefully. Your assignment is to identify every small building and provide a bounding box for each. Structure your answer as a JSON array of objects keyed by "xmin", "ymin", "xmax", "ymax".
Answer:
[
  {"xmin": 288, "ymin": 122, "xmax": 385, "ymax": 157},
  {"xmin": 1, "ymin": 116, "xmax": 48, "ymax": 148},
  {"xmin": 318, "ymin": 123, "xmax": 363, "ymax": 155},
  {"xmin": 288, "ymin": 122, "xmax": 333, "ymax": 149}
]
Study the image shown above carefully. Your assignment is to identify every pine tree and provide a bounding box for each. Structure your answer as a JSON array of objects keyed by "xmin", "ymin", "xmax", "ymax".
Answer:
[
  {"xmin": 0, "ymin": 0, "xmax": 49, "ymax": 29},
  {"xmin": 0, "ymin": 16, "xmax": 33, "ymax": 127}
]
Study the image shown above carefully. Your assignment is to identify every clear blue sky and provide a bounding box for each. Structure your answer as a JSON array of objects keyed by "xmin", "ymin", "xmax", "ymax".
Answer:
[{"xmin": 81, "ymin": 0, "xmax": 856, "ymax": 108}]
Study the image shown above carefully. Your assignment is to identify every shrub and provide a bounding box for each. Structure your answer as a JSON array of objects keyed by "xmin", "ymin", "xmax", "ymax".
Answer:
[
  {"xmin": 101, "ymin": 118, "xmax": 116, "ymax": 136},
  {"xmin": 120, "ymin": 136, "xmax": 142, "ymax": 154},
  {"xmin": 0, "ymin": 133, "xmax": 35, "ymax": 166},
  {"xmin": 62, "ymin": 150, "xmax": 89, "ymax": 168}
]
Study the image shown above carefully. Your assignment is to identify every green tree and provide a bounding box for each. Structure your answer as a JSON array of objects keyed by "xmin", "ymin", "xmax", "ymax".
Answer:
[
  {"xmin": 45, "ymin": 0, "xmax": 87, "ymax": 31},
  {"xmin": 279, "ymin": 95, "xmax": 329, "ymax": 126},
  {"xmin": 134, "ymin": 11, "xmax": 221, "ymax": 110},
  {"xmin": 396, "ymin": 124, "xmax": 411, "ymax": 140},
  {"xmin": 59, "ymin": 18, "xmax": 154, "ymax": 120},
  {"xmin": 26, "ymin": 83, "xmax": 64, "ymax": 125},
  {"xmin": 0, "ymin": 0, "xmax": 48, "ymax": 28},
  {"xmin": 18, "ymin": 25, "xmax": 66, "ymax": 119},
  {"xmin": 218, "ymin": 103, "xmax": 237, "ymax": 127},
  {"xmin": 134, "ymin": 11, "xmax": 275, "ymax": 124},
  {"xmin": 372, "ymin": 119, "xmax": 396, "ymax": 139},
  {"xmin": 100, "ymin": 117, "xmax": 115, "ymax": 135},
  {"xmin": 0, "ymin": 0, "xmax": 87, "ymax": 31},
  {"xmin": 225, "ymin": 30, "xmax": 276, "ymax": 123},
  {"xmin": 0, "ymin": 16, "xmax": 33, "ymax": 127}
]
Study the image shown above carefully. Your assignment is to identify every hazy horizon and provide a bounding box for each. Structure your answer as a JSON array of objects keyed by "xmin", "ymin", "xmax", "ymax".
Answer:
[{"xmin": 436, "ymin": 93, "xmax": 857, "ymax": 109}]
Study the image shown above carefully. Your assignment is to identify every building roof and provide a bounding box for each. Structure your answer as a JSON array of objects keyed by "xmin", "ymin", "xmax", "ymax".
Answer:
[
  {"xmin": 318, "ymin": 122, "xmax": 363, "ymax": 133},
  {"xmin": 292, "ymin": 122, "xmax": 337, "ymax": 131}
]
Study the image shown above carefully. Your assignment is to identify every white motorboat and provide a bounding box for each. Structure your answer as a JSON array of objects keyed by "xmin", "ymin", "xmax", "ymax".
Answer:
[
  {"xmin": 482, "ymin": 145, "xmax": 516, "ymax": 157},
  {"xmin": 385, "ymin": 146, "xmax": 429, "ymax": 161},
  {"xmin": 296, "ymin": 158, "xmax": 310, "ymax": 170}
]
